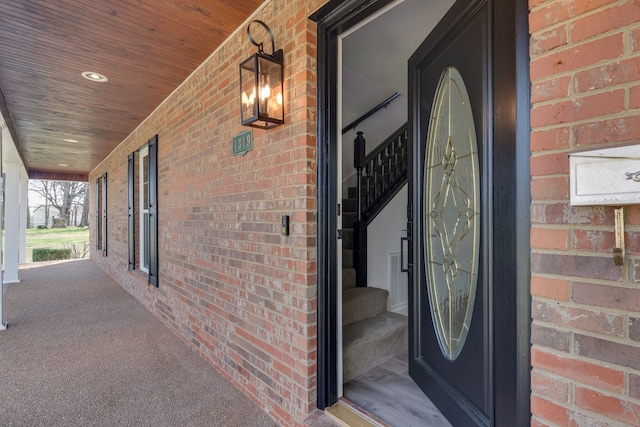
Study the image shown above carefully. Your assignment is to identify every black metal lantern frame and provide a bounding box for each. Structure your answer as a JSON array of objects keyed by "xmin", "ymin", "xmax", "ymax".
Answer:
[{"xmin": 240, "ymin": 21, "xmax": 284, "ymax": 129}]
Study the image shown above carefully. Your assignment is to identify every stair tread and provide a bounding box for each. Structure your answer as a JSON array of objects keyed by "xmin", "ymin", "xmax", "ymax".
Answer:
[
  {"xmin": 342, "ymin": 311, "xmax": 408, "ymax": 382},
  {"xmin": 343, "ymin": 312, "xmax": 407, "ymax": 346},
  {"xmin": 343, "ymin": 287, "xmax": 389, "ymax": 325}
]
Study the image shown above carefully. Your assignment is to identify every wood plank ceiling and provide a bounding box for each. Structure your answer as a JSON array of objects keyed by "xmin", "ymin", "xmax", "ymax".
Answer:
[{"xmin": 0, "ymin": 0, "xmax": 264, "ymax": 181}]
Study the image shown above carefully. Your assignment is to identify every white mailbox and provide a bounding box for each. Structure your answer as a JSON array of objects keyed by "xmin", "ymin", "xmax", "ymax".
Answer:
[
  {"xmin": 569, "ymin": 144, "xmax": 640, "ymax": 266},
  {"xmin": 569, "ymin": 144, "xmax": 640, "ymax": 206}
]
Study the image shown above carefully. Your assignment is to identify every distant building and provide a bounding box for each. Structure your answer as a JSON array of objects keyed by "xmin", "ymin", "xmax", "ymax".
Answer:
[
  {"xmin": 30, "ymin": 206, "xmax": 59, "ymax": 228},
  {"xmin": 29, "ymin": 205, "xmax": 84, "ymax": 228}
]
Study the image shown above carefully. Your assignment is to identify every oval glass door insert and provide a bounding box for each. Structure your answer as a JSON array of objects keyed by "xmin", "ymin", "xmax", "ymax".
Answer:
[{"xmin": 424, "ymin": 66, "xmax": 480, "ymax": 361}]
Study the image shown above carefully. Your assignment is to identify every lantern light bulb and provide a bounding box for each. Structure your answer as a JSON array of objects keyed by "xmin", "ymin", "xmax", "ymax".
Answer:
[{"xmin": 260, "ymin": 84, "xmax": 271, "ymax": 100}]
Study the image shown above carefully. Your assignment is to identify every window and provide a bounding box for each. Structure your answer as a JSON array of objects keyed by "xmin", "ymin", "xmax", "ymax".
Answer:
[
  {"xmin": 128, "ymin": 135, "xmax": 158, "ymax": 286},
  {"xmin": 95, "ymin": 173, "xmax": 107, "ymax": 256}
]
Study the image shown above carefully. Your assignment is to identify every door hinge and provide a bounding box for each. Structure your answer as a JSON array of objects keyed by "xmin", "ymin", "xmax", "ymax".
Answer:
[
  {"xmin": 337, "ymin": 229, "xmax": 343, "ymax": 240},
  {"xmin": 337, "ymin": 203, "xmax": 341, "ymax": 216}
]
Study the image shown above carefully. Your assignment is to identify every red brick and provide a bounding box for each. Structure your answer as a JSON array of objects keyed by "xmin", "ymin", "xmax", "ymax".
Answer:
[
  {"xmin": 529, "ymin": 33, "xmax": 623, "ymax": 81},
  {"xmin": 531, "ymin": 203, "xmax": 612, "ymax": 225},
  {"xmin": 630, "ymin": 373, "xmax": 640, "ymax": 399},
  {"xmin": 575, "ymin": 334, "xmax": 640, "ymax": 371},
  {"xmin": 571, "ymin": 2, "xmax": 640, "ymax": 42},
  {"xmin": 572, "ymin": 229, "xmax": 614, "ymax": 252},
  {"xmin": 633, "ymin": 27, "xmax": 640, "ymax": 52},
  {"xmin": 531, "ymin": 395, "xmax": 569, "ymax": 426},
  {"xmin": 532, "ymin": 300, "xmax": 624, "ymax": 337},
  {"xmin": 531, "ymin": 418, "xmax": 552, "ymax": 427},
  {"xmin": 528, "ymin": 0, "xmax": 548, "ymax": 9},
  {"xmin": 573, "ymin": 115, "xmax": 640, "ymax": 146},
  {"xmin": 531, "ymin": 227, "xmax": 569, "ymax": 250},
  {"xmin": 629, "ymin": 259, "xmax": 640, "ymax": 283},
  {"xmin": 630, "ymin": 317, "xmax": 640, "ymax": 342},
  {"xmin": 573, "ymin": 282, "xmax": 640, "ymax": 311},
  {"xmin": 532, "ymin": 76, "xmax": 571, "ymax": 103},
  {"xmin": 530, "ymin": 90, "xmax": 625, "ymax": 128},
  {"xmin": 575, "ymin": 386, "xmax": 640, "ymax": 425},
  {"xmin": 575, "ymin": 57, "xmax": 640, "ymax": 93},
  {"xmin": 625, "ymin": 231, "xmax": 640, "ymax": 255},
  {"xmin": 568, "ymin": 410, "xmax": 618, "ymax": 427},
  {"xmin": 531, "ymin": 253, "xmax": 622, "ymax": 281},
  {"xmin": 531, "ymin": 127, "xmax": 571, "ymax": 152},
  {"xmin": 531, "ymin": 177, "xmax": 568, "ymax": 200},
  {"xmin": 531, "ymin": 323, "xmax": 572, "ymax": 352},
  {"xmin": 89, "ymin": 3, "xmax": 320, "ymax": 425},
  {"xmin": 530, "ymin": 25, "xmax": 569, "ymax": 56},
  {"xmin": 529, "ymin": 0, "xmax": 616, "ymax": 33},
  {"xmin": 531, "ymin": 370, "xmax": 570, "ymax": 402},
  {"xmin": 531, "ymin": 276, "xmax": 570, "ymax": 301},
  {"xmin": 530, "ymin": 152, "xmax": 569, "ymax": 176},
  {"xmin": 532, "ymin": 348, "xmax": 624, "ymax": 392},
  {"xmin": 628, "ymin": 206, "xmax": 640, "ymax": 226}
]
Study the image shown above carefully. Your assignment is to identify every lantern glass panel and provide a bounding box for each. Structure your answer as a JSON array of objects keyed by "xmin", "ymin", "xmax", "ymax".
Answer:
[
  {"xmin": 257, "ymin": 55, "xmax": 283, "ymax": 124},
  {"xmin": 240, "ymin": 54, "xmax": 258, "ymax": 124}
]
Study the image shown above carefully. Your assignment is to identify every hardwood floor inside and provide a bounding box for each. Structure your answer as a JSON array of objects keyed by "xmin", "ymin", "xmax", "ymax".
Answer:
[{"xmin": 343, "ymin": 353, "xmax": 451, "ymax": 427}]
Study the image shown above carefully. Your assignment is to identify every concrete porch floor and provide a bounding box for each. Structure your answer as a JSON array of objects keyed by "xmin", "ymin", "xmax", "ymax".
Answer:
[{"xmin": 0, "ymin": 259, "xmax": 323, "ymax": 427}]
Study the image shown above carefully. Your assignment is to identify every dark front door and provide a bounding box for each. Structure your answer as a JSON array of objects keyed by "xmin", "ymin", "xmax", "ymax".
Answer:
[{"xmin": 408, "ymin": 0, "xmax": 498, "ymax": 425}]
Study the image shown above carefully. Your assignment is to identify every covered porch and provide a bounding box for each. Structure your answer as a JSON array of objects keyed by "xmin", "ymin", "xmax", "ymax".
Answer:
[{"xmin": 0, "ymin": 259, "xmax": 290, "ymax": 426}]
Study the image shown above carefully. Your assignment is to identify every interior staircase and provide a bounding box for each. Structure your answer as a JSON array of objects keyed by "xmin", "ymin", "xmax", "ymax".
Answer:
[{"xmin": 342, "ymin": 185, "xmax": 408, "ymax": 383}]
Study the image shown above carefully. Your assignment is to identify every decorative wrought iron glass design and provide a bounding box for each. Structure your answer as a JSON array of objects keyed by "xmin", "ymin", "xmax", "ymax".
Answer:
[{"xmin": 424, "ymin": 67, "xmax": 480, "ymax": 361}]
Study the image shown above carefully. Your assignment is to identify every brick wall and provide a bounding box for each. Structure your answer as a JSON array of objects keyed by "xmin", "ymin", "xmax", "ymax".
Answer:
[
  {"xmin": 530, "ymin": 0, "xmax": 640, "ymax": 425},
  {"xmin": 89, "ymin": 1, "xmax": 326, "ymax": 425}
]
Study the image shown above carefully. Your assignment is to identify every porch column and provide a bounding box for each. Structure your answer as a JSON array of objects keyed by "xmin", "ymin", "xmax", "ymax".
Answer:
[
  {"xmin": 0, "ymin": 126, "xmax": 5, "ymax": 330},
  {"xmin": 4, "ymin": 162, "xmax": 21, "ymax": 284},
  {"xmin": 19, "ymin": 173, "xmax": 28, "ymax": 264}
]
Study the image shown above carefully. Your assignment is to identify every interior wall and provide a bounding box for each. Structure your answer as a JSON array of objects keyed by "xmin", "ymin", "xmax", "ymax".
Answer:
[{"xmin": 367, "ymin": 184, "xmax": 408, "ymax": 313}]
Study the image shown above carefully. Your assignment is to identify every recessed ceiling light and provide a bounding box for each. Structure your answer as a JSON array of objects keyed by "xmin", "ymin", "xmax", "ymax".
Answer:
[
  {"xmin": 81, "ymin": 71, "xmax": 108, "ymax": 82},
  {"xmin": 58, "ymin": 164, "xmax": 69, "ymax": 167},
  {"xmin": 63, "ymin": 138, "xmax": 78, "ymax": 143}
]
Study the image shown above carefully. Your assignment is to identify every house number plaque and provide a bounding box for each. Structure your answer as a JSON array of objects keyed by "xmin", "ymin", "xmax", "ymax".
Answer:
[{"xmin": 232, "ymin": 130, "xmax": 253, "ymax": 156}]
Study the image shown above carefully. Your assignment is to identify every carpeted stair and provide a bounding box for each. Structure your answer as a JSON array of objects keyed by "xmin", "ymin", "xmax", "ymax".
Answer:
[{"xmin": 342, "ymin": 186, "xmax": 407, "ymax": 383}]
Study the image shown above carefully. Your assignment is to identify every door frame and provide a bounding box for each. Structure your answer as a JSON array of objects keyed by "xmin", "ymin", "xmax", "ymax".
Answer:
[{"xmin": 311, "ymin": 0, "xmax": 530, "ymax": 423}]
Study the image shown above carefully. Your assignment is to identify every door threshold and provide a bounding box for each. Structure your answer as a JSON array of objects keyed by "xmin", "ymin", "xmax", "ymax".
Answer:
[{"xmin": 325, "ymin": 398, "xmax": 390, "ymax": 427}]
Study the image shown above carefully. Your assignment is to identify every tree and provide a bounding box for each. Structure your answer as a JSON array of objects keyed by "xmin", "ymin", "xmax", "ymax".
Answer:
[
  {"xmin": 29, "ymin": 180, "xmax": 88, "ymax": 227},
  {"xmin": 80, "ymin": 189, "xmax": 89, "ymax": 226}
]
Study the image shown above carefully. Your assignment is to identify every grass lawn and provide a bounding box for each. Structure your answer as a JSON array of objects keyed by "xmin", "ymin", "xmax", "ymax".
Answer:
[{"xmin": 26, "ymin": 227, "xmax": 90, "ymax": 263}]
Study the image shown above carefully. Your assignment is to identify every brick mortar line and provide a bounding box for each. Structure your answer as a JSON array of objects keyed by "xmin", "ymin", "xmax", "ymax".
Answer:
[
  {"xmin": 529, "ymin": 5, "xmax": 640, "ymax": 38},
  {"xmin": 528, "ymin": 0, "xmax": 639, "ymax": 27},
  {"xmin": 530, "ymin": 271, "xmax": 639, "ymax": 287},
  {"xmin": 531, "ymin": 340, "xmax": 640, "ymax": 375},
  {"xmin": 529, "ymin": 109, "xmax": 640, "ymax": 133},
  {"xmin": 531, "ymin": 105, "xmax": 640, "ymax": 130},
  {"xmin": 532, "ymin": 297, "xmax": 640, "ymax": 319},
  {"xmin": 531, "ymin": 80, "xmax": 640, "ymax": 106},
  {"xmin": 529, "ymin": 51, "xmax": 640, "ymax": 84},
  {"xmin": 531, "ymin": 223, "xmax": 640, "ymax": 232}
]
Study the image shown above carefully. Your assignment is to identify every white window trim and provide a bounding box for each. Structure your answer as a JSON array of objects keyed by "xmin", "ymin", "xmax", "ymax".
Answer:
[{"xmin": 139, "ymin": 145, "xmax": 149, "ymax": 273}]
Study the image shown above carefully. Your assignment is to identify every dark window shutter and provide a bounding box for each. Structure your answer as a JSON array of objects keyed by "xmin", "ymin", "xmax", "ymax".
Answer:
[
  {"xmin": 95, "ymin": 178, "xmax": 101, "ymax": 250},
  {"xmin": 128, "ymin": 152, "xmax": 135, "ymax": 270},
  {"xmin": 148, "ymin": 135, "xmax": 159, "ymax": 287},
  {"xmin": 102, "ymin": 173, "xmax": 108, "ymax": 256}
]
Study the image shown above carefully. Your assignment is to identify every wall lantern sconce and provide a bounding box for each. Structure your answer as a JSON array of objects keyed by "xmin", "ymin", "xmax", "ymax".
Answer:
[{"xmin": 240, "ymin": 20, "xmax": 284, "ymax": 129}]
